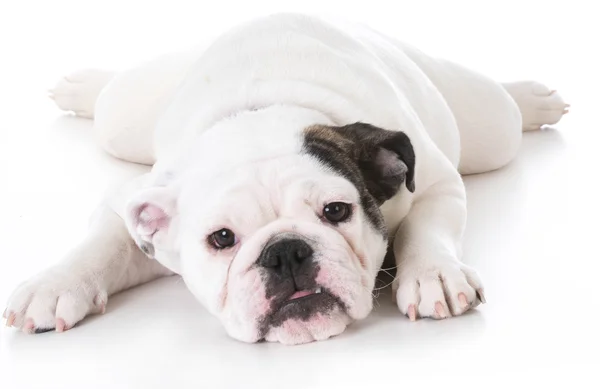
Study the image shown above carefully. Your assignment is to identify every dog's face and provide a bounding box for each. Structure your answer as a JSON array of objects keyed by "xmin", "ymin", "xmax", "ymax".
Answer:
[{"xmin": 124, "ymin": 108, "xmax": 415, "ymax": 344}]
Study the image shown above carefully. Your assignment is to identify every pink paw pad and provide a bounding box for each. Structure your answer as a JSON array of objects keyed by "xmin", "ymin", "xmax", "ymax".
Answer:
[
  {"xmin": 434, "ymin": 301, "xmax": 449, "ymax": 319},
  {"xmin": 5, "ymin": 312, "xmax": 16, "ymax": 327},
  {"xmin": 23, "ymin": 318, "xmax": 35, "ymax": 334},
  {"xmin": 55, "ymin": 318, "xmax": 67, "ymax": 333},
  {"xmin": 407, "ymin": 304, "xmax": 417, "ymax": 321}
]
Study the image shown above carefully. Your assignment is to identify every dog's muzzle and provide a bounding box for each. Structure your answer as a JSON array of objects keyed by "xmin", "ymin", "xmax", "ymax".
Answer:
[{"xmin": 257, "ymin": 234, "xmax": 341, "ymax": 328}]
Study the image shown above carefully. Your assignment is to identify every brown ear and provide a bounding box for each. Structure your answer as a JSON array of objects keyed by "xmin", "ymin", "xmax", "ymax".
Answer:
[
  {"xmin": 332, "ymin": 123, "xmax": 415, "ymax": 199},
  {"xmin": 304, "ymin": 122, "xmax": 415, "ymax": 205}
]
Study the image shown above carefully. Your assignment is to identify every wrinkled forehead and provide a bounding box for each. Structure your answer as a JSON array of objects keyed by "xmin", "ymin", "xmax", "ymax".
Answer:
[
  {"xmin": 156, "ymin": 105, "xmax": 335, "ymax": 177},
  {"xmin": 177, "ymin": 155, "xmax": 359, "ymax": 223}
]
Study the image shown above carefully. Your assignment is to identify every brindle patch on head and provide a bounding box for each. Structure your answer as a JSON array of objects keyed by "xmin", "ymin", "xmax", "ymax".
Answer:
[{"xmin": 302, "ymin": 122, "xmax": 416, "ymax": 234}]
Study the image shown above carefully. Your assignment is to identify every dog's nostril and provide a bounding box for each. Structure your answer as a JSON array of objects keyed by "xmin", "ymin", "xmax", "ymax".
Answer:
[
  {"xmin": 295, "ymin": 246, "xmax": 312, "ymax": 261},
  {"xmin": 263, "ymin": 254, "xmax": 280, "ymax": 268}
]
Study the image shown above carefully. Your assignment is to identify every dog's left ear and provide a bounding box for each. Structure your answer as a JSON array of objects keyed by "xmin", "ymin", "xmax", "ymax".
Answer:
[
  {"xmin": 330, "ymin": 122, "xmax": 416, "ymax": 203},
  {"xmin": 124, "ymin": 186, "xmax": 178, "ymax": 258}
]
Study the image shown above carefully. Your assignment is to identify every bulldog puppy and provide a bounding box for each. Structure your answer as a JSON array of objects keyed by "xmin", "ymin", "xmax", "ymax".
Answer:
[{"xmin": 3, "ymin": 13, "xmax": 568, "ymax": 344}]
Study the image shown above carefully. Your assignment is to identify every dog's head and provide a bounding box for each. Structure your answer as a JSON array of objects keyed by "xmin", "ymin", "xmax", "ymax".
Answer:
[{"xmin": 124, "ymin": 107, "xmax": 415, "ymax": 344}]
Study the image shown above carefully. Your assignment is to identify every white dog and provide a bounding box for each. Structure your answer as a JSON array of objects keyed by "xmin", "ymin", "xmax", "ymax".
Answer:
[{"xmin": 3, "ymin": 13, "xmax": 568, "ymax": 344}]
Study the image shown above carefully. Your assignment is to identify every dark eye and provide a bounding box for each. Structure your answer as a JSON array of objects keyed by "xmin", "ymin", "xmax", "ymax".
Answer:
[
  {"xmin": 323, "ymin": 202, "xmax": 352, "ymax": 223},
  {"xmin": 209, "ymin": 228, "xmax": 236, "ymax": 249}
]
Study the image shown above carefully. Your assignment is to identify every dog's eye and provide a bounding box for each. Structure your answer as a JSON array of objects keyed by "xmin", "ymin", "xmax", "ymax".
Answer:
[
  {"xmin": 323, "ymin": 202, "xmax": 352, "ymax": 223},
  {"xmin": 208, "ymin": 228, "xmax": 237, "ymax": 249}
]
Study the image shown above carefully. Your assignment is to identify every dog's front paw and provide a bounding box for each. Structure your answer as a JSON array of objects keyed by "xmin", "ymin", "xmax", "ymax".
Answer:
[
  {"xmin": 3, "ymin": 267, "xmax": 107, "ymax": 333},
  {"xmin": 394, "ymin": 259, "xmax": 485, "ymax": 321}
]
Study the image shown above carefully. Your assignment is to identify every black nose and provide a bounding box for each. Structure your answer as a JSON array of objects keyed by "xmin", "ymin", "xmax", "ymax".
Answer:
[{"xmin": 258, "ymin": 238, "xmax": 314, "ymax": 274}]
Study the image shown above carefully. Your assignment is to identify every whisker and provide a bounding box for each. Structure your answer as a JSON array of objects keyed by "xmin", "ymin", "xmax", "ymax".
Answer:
[
  {"xmin": 373, "ymin": 278, "xmax": 397, "ymax": 291},
  {"xmin": 371, "ymin": 289, "xmax": 381, "ymax": 305},
  {"xmin": 359, "ymin": 282, "xmax": 381, "ymax": 305},
  {"xmin": 379, "ymin": 269, "xmax": 396, "ymax": 278}
]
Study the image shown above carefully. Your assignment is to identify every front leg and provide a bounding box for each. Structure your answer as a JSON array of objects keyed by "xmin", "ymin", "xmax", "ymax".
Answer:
[
  {"xmin": 393, "ymin": 170, "xmax": 485, "ymax": 320},
  {"xmin": 3, "ymin": 205, "xmax": 173, "ymax": 333}
]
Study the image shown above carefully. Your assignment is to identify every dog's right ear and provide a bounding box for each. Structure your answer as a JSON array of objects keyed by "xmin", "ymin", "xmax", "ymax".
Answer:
[
  {"xmin": 124, "ymin": 187, "xmax": 178, "ymax": 258},
  {"xmin": 303, "ymin": 123, "xmax": 415, "ymax": 205}
]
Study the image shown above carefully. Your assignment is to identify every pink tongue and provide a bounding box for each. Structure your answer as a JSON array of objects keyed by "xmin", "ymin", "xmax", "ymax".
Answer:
[{"xmin": 289, "ymin": 290, "xmax": 313, "ymax": 300}]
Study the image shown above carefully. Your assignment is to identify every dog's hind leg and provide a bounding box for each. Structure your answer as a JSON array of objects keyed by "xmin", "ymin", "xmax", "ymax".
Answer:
[
  {"xmin": 502, "ymin": 81, "xmax": 569, "ymax": 132},
  {"xmin": 50, "ymin": 69, "xmax": 115, "ymax": 119},
  {"xmin": 398, "ymin": 45, "xmax": 568, "ymax": 175},
  {"xmin": 50, "ymin": 51, "xmax": 199, "ymax": 165}
]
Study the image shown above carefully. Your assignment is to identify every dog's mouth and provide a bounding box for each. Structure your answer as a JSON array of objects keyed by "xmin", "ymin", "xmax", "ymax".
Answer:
[
  {"xmin": 256, "ymin": 284, "xmax": 351, "ymax": 343},
  {"xmin": 285, "ymin": 287, "xmax": 323, "ymax": 302},
  {"xmin": 267, "ymin": 286, "xmax": 340, "ymax": 325}
]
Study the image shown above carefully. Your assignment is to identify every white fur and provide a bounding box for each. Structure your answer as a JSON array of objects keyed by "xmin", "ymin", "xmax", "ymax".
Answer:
[
  {"xmin": 49, "ymin": 69, "xmax": 115, "ymax": 119},
  {"xmin": 4, "ymin": 13, "xmax": 567, "ymax": 343}
]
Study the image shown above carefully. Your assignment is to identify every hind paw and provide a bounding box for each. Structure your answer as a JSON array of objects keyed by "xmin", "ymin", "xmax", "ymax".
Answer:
[
  {"xmin": 49, "ymin": 69, "xmax": 114, "ymax": 119},
  {"xmin": 503, "ymin": 81, "xmax": 569, "ymax": 131}
]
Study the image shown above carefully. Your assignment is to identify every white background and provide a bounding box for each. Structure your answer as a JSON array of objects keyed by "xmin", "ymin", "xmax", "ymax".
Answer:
[{"xmin": 1, "ymin": 0, "xmax": 599, "ymax": 388}]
